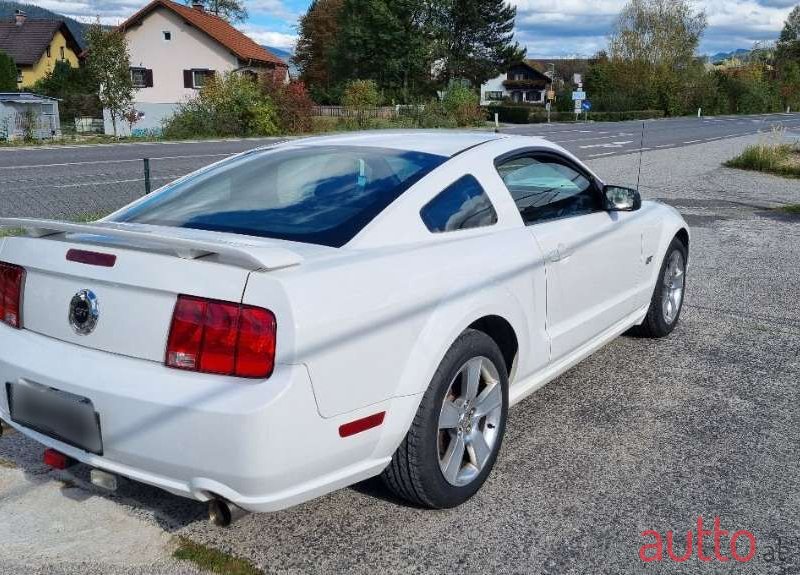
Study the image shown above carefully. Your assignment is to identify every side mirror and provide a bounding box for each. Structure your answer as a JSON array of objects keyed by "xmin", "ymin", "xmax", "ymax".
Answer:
[{"xmin": 603, "ymin": 185, "xmax": 641, "ymax": 211}]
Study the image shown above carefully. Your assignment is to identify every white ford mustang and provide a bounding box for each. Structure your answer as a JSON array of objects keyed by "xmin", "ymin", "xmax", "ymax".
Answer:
[{"xmin": 0, "ymin": 131, "xmax": 688, "ymax": 522}]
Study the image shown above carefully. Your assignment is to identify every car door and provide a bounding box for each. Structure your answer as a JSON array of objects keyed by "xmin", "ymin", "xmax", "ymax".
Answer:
[{"xmin": 495, "ymin": 152, "xmax": 642, "ymax": 362}]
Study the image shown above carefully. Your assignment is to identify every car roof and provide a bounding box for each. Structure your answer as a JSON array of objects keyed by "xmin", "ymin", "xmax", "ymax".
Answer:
[{"xmin": 285, "ymin": 130, "xmax": 512, "ymax": 157}]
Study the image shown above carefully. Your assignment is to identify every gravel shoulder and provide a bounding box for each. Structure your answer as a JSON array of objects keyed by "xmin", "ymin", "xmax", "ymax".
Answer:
[{"xmin": 1, "ymin": 133, "xmax": 799, "ymax": 575}]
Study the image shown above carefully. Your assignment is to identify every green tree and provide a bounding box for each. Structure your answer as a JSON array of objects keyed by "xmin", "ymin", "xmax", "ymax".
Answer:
[
  {"xmin": 777, "ymin": 6, "xmax": 800, "ymax": 65},
  {"xmin": 295, "ymin": 0, "xmax": 344, "ymax": 102},
  {"xmin": 779, "ymin": 5, "xmax": 800, "ymax": 42},
  {"xmin": 85, "ymin": 22, "xmax": 134, "ymax": 136},
  {"xmin": 0, "ymin": 50, "xmax": 16, "ymax": 91},
  {"xmin": 610, "ymin": 0, "xmax": 706, "ymax": 67},
  {"xmin": 432, "ymin": 0, "xmax": 525, "ymax": 88},
  {"xmin": 331, "ymin": 0, "xmax": 432, "ymax": 102},
  {"xmin": 183, "ymin": 0, "xmax": 246, "ymax": 22},
  {"xmin": 605, "ymin": 0, "xmax": 707, "ymax": 115},
  {"xmin": 31, "ymin": 60, "xmax": 102, "ymax": 122}
]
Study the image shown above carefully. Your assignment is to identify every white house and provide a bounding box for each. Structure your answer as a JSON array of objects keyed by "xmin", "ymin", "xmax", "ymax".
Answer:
[
  {"xmin": 480, "ymin": 61, "xmax": 550, "ymax": 106},
  {"xmin": 105, "ymin": 0, "xmax": 288, "ymax": 135}
]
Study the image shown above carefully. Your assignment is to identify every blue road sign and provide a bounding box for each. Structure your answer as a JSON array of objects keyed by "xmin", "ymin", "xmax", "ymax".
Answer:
[{"xmin": 582, "ymin": 100, "xmax": 592, "ymax": 111}]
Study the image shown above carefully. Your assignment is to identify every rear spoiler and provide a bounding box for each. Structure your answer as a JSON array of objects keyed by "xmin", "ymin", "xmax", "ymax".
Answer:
[{"xmin": 0, "ymin": 218, "xmax": 303, "ymax": 271}]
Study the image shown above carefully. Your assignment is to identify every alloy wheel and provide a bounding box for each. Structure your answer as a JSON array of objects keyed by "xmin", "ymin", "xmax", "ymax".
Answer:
[{"xmin": 437, "ymin": 356, "xmax": 503, "ymax": 487}]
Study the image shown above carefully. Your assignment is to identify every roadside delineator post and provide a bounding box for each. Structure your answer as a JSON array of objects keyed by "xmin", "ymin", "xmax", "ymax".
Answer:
[{"xmin": 143, "ymin": 158, "xmax": 151, "ymax": 194}]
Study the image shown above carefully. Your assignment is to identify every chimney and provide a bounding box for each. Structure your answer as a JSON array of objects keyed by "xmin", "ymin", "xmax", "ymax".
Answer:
[
  {"xmin": 14, "ymin": 9, "xmax": 26, "ymax": 26},
  {"xmin": 191, "ymin": 0, "xmax": 205, "ymax": 11}
]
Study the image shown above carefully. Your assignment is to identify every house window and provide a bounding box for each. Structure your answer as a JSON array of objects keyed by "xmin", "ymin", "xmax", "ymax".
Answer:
[
  {"xmin": 192, "ymin": 69, "xmax": 213, "ymax": 88},
  {"xmin": 484, "ymin": 91, "xmax": 503, "ymax": 101},
  {"xmin": 163, "ymin": 31, "xmax": 171, "ymax": 41},
  {"xmin": 131, "ymin": 68, "xmax": 147, "ymax": 88},
  {"xmin": 46, "ymin": 46, "xmax": 51, "ymax": 58},
  {"xmin": 41, "ymin": 103, "xmax": 54, "ymax": 115},
  {"xmin": 60, "ymin": 46, "xmax": 65, "ymax": 60}
]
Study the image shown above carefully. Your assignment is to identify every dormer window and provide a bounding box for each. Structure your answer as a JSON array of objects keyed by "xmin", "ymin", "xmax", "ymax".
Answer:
[{"xmin": 163, "ymin": 31, "xmax": 171, "ymax": 41}]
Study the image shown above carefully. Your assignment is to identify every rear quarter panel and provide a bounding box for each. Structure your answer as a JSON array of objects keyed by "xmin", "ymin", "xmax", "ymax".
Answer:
[{"xmin": 244, "ymin": 227, "xmax": 546, "ymax": 419}]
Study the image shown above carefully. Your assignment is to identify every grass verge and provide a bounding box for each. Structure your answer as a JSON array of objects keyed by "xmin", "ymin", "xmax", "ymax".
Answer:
[
  {"xmin": 725, "ymin": 142, "xmax": 800, "ymax": 178},
  {"xmin": 776, "ymin": 204, "xmax": 800, "ymax": 215},
  {"xmin": 173, "ymin": 537, "xmax": 262, "ymax": 575}
]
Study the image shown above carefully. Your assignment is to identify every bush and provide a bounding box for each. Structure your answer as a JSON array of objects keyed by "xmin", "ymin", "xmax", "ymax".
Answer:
[
  {"xmin": 163, "ymin": 73, "xmax": 280, "ymax": 138},
  {"xmin": 261, "ymin": 75, "xmax": 315, "ymax": 134},
  {"xmin": 442, "ymin": 85, "xmax": 483, "ymax": 127},
  {"xmin": 342, "ymin": 80, "xmax": 380, "ymax": 128}
]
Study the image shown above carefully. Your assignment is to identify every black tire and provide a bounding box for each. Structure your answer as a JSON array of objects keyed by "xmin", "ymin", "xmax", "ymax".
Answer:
[
  {"xmin": 381, "ymin": 329, "xmax": 509, "ymax": 509},
  {"xmin": 635, "ymin": 237, "xmax": 688, "ymax": 338}
]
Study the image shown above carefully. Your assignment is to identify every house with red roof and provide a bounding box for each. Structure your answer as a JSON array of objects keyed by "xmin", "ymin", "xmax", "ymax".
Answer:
[{"xmin": 108, "ymin": 0, "xmax": 288, "ymax": 135}]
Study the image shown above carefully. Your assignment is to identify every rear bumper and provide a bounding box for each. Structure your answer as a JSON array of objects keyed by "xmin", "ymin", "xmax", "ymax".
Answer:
[{"xmin": 0, "ymin": 327, "xmax": 409, "ymax": 512}]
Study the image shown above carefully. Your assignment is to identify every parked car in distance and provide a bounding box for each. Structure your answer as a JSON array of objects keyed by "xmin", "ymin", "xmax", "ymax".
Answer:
[{"xmin": 0, "ymin": 131, "xmax": 689, "ymax": 523}]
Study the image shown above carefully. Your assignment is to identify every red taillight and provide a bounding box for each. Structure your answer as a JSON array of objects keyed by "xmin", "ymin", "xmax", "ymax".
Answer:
[
  {"xmin": 166, "ymin": 295, "xmax": 276, "ymax": 379},
  {"xmin": 0, "ymin": 261, "xmax": 25, "ymax": 329},
  {"xmin": 43, "ymin": 448, "xmax": 74, "ymax": 470}
]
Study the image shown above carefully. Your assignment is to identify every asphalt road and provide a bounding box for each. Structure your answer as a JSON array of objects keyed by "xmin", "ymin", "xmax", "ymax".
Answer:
[
  {"xmin": 1, "ymin": 133, "xmax": 799, "ymax": 574},
  {"xmin": 502, "ymin": 111, "xmax": 800, "ymax": 158},
  {"xmin": 0, "ymin": 112, "xmax": 798, "ymax": 220}
]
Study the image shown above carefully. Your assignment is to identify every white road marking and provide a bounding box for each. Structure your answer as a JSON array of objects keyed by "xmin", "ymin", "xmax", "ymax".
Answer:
[
  {"xmin": 587, "ymin": 151, "xmax": 616, "ymax": 157},
  {"xmin": 683, "ymin": 140, "xmax": 702, "ymax": 144},
  {"xmin": 579, "ymin": 140, "xmax": 634, "ymax": 149}
]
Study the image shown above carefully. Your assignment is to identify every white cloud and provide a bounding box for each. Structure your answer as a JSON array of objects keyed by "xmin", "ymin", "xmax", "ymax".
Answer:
[
  {"xmin": 510, "ymin": 0, "xmax": 796, "ymax": 57},
  {"xmin": 240, "ymin": 26, "xmax": 297, "ymax": 48}
]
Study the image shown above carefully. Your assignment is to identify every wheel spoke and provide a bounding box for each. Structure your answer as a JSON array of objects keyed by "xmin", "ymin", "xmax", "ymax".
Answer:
[
  {"xmin": 441, "ymin": 434, "xmax": 465, "ymax": 484},
  {"xmin": 464, "ymin": 357, "xmax": 482, "ymax": 401},
  {"xmin": 473, "ymin": 383, "xmax": 502, "ymax": 418},
  {"xmin": 468, "ymin": 430, "xmax": 491, "ymax": 471},
  {"xmin": 439, "ymin": 400, "xmax": 461, "ymax": 430}
]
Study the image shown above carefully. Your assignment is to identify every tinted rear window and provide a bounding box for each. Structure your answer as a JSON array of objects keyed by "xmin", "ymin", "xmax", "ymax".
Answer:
[{"xmin": 110, "ymin": 145, "xmax": 446, "ymax": 247}]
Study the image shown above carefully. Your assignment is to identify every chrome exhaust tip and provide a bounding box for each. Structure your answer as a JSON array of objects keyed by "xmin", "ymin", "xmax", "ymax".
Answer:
[{"xmin": 208, "ymin": 498, "xmax": 248, "ymax": 527}]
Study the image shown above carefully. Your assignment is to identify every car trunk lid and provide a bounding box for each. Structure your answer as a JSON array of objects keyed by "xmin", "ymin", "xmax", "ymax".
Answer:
[{"xmin": 0, "ymin": 219, "xmax": 305, "ymax": 363}]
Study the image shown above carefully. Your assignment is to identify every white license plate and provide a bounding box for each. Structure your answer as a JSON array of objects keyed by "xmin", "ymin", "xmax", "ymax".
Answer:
[{"xmin": 6, "ymin": 382, "xmax": 103, "ymax": 455}]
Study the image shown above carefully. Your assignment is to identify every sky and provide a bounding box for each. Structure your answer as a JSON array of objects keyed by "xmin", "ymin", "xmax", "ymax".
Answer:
[{"xmin": 18, "ymin": 0, "xmax": 799, "ymax": 57}]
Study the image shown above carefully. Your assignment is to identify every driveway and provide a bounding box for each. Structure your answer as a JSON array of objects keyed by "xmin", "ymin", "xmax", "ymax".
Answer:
[{"xmin": 1, "ymin": 133, "xmax": 799, "ymax": 575}]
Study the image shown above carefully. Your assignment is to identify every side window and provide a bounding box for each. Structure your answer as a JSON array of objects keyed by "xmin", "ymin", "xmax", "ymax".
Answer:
[
  {"xmin": 420, "ymin": 175, "xmax": 497, "ymax": 233},
  {"xmin": 496, "ymin": 155, "xmax": 599, "ymax": 225}
]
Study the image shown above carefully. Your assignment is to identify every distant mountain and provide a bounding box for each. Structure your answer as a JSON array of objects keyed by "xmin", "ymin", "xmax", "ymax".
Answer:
[
  {"xmin": 0, "ymin": 1, "xmax": 88, "ymax": 49},
  {"xmin": 262, "ymin": 45, "xmax": 299, "ymax": 76},
  {"xmin": 709, "ymin": 49, "xmax": 750, "ymax": 63}
]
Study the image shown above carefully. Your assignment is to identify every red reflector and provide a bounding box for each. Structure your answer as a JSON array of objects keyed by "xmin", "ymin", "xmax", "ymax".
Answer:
[
  {"xmin": 339, "ymin": 412, "xmax": 386, "ymax": 438},
  {"xmin": 66, "ymin": 249, "xmax": 117, "ymax": 268},
  {"xmin": 43, "ymin": 448, "xmax": 72, "ymax": 470},
  {"xmin": 0, "ymin": 261, "xmax": 25, "ymax": 329},
  {"xmin": 166, "ymin": 295, "xmax": 276, "ymax": 379}
]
